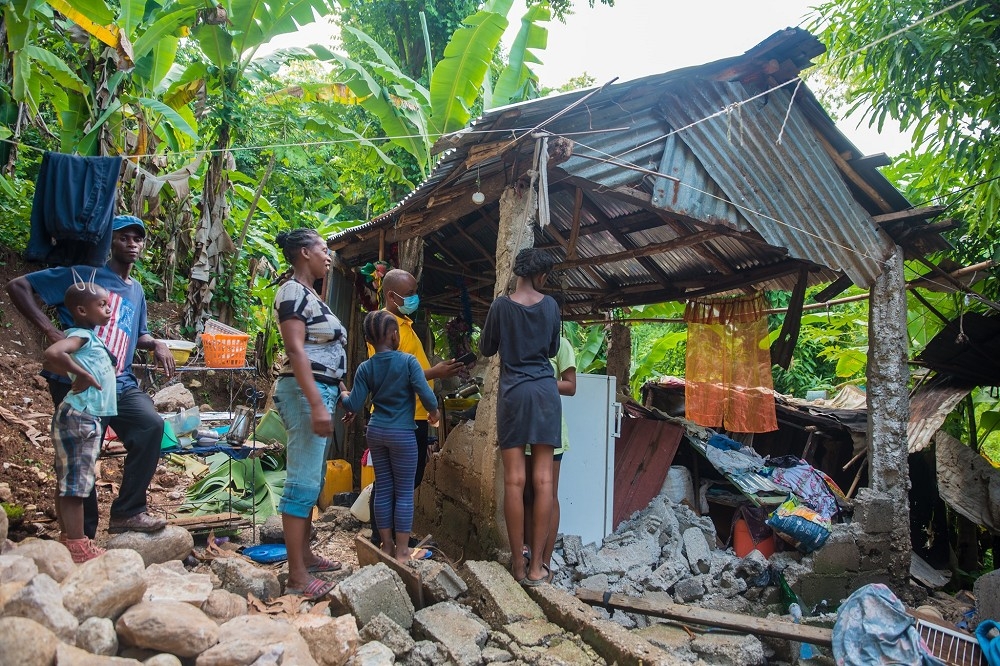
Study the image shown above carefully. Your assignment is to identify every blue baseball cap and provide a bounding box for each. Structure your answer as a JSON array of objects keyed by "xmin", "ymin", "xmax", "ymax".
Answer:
[{"xmin": 112, "ymin": 215, "xmax": 146, "ymax": 237}]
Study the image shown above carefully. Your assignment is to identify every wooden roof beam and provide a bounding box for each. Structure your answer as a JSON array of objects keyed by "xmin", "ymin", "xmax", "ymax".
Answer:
[
  {"xmin": 556, "ymin": 230, "xmax": 722, "ymax": 270},
  {"xmin": 544, "ymin": 224, "xmax": 610, "ymax": 290},
  {"xmin": 582, "ymin": 196, "xmax": 675, "ymax": 290}
]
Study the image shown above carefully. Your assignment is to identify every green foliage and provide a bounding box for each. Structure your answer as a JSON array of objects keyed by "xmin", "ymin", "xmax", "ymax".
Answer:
[
  {"xmin": 0, "ymin": 174, "xmax": 34, "ymax": 252},
  {"xmin": 815, "ymin": 0, "xmax": 1000, "ymax": 236},
  {"xmin": 1, "ymin": 502, "xmax": 25, "ymax": 522},
  {"xmin": 630, "ymin": 326, "xmax": 686, "ymax": 397},
  {"xmin": 182, "ymin": 451, "xmax": 287, "ymax": 522}
]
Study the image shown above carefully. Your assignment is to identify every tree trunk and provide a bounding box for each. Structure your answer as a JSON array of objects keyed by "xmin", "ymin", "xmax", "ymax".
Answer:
[
  {"xmin": 184, "ymin": 126, "xmax": 235, "ymax": 331},
  {"xmin": 605, "ymin": 321, "xmax": 631, "ymax": 396}
]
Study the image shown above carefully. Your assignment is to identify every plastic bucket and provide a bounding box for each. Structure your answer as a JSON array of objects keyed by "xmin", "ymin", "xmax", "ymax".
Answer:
[
  {"xmin": 319, "ymin": 459, "xmax": 353, "ymax": 509},
  {"xmin": 733, "ymin": 518, "xmax": 776, "ymax": 558},
  {"xmin": 662, "ymin": 465, "xmax": 696, "ymax": 507}
]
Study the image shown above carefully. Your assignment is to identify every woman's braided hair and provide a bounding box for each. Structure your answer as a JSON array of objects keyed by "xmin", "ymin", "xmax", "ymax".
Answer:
[
  {"xmin": 512, "ymin": 248, "xmax": 554, "ymax": 277},
  {"xmin": 275, "ymin": 228, "xmax": 320, "ymax": 266},
  {"xmin": 273, "ymin": 228, "xmax": 321, "ymax": 283},
  {"xmin": 363, "ymin": 309, "xmax": 398, "ymax": 345}
]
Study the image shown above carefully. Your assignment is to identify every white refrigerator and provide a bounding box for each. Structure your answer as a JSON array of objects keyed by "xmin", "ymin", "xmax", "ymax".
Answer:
[{"xmin": 558, "ymin": 374, "xmax": 622, "ymax": 548}]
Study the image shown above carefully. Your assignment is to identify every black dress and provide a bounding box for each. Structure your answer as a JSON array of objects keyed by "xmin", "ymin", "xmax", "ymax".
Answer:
[{"xmin": 480, "ymin": 295, "xmax": 561, "ymax": 449}]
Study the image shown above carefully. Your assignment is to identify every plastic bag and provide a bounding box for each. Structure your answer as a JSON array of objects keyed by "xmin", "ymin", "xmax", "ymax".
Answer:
[
  {"xmin": 350, "ymin": 483, "xmax": 373, "ymax": 522},
  {"xmin": 766, "ymin": 495, "xmax": 831, "ymax": 553}
]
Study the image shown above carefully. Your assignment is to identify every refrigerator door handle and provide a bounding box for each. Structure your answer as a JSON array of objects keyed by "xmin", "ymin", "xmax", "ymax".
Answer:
[{"xmin": 612, "ymin": 401, "xmax": 623, "ymax": 438}]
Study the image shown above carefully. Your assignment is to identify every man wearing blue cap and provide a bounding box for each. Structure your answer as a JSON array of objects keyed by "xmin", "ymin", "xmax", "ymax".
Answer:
[{"xmin": 8, "ymin": 215, "xmax": 176, "ymax": 535}]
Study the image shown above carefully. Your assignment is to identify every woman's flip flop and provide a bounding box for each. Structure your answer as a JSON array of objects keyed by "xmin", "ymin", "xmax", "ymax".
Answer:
[
  {"xmin": 286, "ymin": 578, "xmax": 335, "ymax": 601},
  {"xmin": 410, "ymin": 548, "xmax": 433, "ymax": 560},
  {"xmin": 306, "ymin": 556, "xmax": 342, "ymax": 573}
]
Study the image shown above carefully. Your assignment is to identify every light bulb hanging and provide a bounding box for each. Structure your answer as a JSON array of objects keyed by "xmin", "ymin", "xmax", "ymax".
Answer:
[{"xmin": 471, "ymin": 167, "xmax": 485, "ymax": 205}]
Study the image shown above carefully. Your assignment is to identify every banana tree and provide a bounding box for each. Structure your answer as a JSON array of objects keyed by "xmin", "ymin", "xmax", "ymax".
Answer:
[
  {"xmin": 2, "ymin": 0, "xmax": 200, "ymax": 156},
  {"xmin": 179, "ymin": 0, "xmax": 340, "ymax": 329},
  {"xmin": 316, "ymin": 0, "xmax": 551, "ymax": 176}
]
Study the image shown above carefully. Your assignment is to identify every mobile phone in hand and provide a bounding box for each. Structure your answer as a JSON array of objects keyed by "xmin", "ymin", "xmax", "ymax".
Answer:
[{"xmin": 455, "ymin": 351, "xmax": 477, "ymax": 365}]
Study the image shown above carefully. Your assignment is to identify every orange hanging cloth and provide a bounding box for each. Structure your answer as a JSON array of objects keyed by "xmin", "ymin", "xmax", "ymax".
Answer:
[{"xmin": 684, "ymin": 294, "xmax": 778, "ymax": 433}]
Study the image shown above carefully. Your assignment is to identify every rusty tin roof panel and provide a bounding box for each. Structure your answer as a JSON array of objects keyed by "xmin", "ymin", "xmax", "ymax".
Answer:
[{"xmin": 658, "ymin": 80, "xmax": 893, "ymax": 287}]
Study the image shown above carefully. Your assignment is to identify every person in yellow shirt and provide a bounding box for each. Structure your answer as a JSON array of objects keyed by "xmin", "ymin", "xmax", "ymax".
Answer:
[{"xmin": 366, "ymin": 269, "xmax": 464, "ymax": 548}]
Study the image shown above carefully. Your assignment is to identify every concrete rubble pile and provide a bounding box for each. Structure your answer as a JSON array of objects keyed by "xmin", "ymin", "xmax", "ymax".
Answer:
[
  {"xmin": 0, "ymin": 500, "xmax": 819, "ymax": 666},
  {"xmin": 545, "ymin": 492, "xmax": 831, "ymax": 664}
]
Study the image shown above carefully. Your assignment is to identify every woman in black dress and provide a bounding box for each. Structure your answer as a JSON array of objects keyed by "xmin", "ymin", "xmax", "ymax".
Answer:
[{"xmin": 480, "ymin": 248, "xmax": 561, "ymax": 586}]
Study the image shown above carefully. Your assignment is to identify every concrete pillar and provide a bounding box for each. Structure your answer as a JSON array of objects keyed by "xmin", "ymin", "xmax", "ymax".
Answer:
[
  {"xmin": 861, "ymin": 245, "xmax": 911, "ymax": 589},
  {"xmin": 415, "ymin": 185, "xmax": 536, "ymax": 560}
]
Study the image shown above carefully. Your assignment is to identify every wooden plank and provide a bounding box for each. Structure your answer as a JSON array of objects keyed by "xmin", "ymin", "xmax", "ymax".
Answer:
[
  {"xmin": 354, "ymin": 534, "xmax": 425, "ymax": 609},
  {"xmin": 168, "ymin": 512, "xmax": 243, "ymax": 527},
  {"xmin": 910, "ymin": 552, "xmax": 951, "ymax": 589},
  {"xmin": 576, "ymin": 589, "xmax": 833, "ymax": 646}
]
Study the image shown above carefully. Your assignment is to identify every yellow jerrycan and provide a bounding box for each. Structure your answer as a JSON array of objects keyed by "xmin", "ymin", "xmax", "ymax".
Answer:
[{"xmin": 318, "ymin": 459, "xmax": 353, "ymax": 509}]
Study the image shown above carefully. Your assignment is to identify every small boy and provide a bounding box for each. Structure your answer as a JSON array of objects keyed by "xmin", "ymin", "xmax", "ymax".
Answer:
[{"xmin": 44, "ymin": 278, "xmax": 117, "ymax": 563}]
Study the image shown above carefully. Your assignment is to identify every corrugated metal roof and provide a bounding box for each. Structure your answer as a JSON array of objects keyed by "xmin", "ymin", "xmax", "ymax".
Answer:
[{"xmin": 655, "ymin": 80, "xmax": 894, "ymax": 286}]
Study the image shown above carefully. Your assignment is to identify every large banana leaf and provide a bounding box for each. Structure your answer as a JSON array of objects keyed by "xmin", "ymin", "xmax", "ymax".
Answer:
[
  {"xmin": 22, "ymin": 45, "xmax": 87, "ymax": 93},
  {"xmin": 491, "ymin": 3, "xmax": 549, "ymax": 108},
  {"xmin": 314, "ymin": 45, "xmax": 431, "ymax": 171},
  {"xmin": 429, "ymin": 0, "xmax": 513, "ymax": 136},
  {"xmin": 135, "ymin": 96, "xmax": 198, "ymax": 140},
  {"xmin": 181, "ymin": 452, "xmax": 286, "ymax": 522},
  {"xmin": 132, "ymin": 8, "xmax": 197, "ymax": 61},
  {"xmin": 134, "ymin": 35, "xmax": 178, "ymax": 91},
  {"xmin": 192, "ymin": 23, "xmax": 234, "ymax": 69},
  {"xmin": 228, "ymin": 0, "xmax": 336, "ymax": 61}
]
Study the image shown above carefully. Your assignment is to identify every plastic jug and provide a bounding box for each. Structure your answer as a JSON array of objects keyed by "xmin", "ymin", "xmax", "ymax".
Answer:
[
  {"xmin": 361, "ymin": 463, "xmax": 375, "ymax": 490},
  {"xmin": 319, "ymin": 459, "xmax": 353, "ymax": 508}
]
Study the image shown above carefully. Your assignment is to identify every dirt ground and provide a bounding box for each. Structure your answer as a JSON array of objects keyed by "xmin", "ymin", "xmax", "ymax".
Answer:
[{"xmin": 0, "ymin": 246, "xmax": 358, "ymax": 569}]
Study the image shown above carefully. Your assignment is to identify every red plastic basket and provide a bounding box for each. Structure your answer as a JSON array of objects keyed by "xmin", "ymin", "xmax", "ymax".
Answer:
[{"xmin": 202, "ymin": 320, "xmax": 249, "ymax": 368}]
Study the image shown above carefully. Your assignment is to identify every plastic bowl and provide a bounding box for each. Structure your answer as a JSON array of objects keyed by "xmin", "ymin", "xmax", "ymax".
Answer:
[{"xmin": 163, "ymin": 340, "xmax": 197, "ymax": 365}]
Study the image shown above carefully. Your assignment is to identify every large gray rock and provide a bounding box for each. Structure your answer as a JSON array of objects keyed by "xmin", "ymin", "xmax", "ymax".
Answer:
[
  {"xmin": 360, "ymin": 613, "xmax": 416, "ymax": 658},
  {"xmin": 258, "ymin": 515, "xmax": 284, "ymax": 544},
  {"xmin": 200, "ymin": 588, "xmax": 248, "ymax": 625},
  {"xmin": 62, "ymin": 548, "xmax": 146, "ymax": 621},
  {"xmin": 333, "ymin": 562, "xmax": 413, "ymax": 630},
  {"xmin": 975, "ymin": 568, "xmax": 1000, "ymax": 623},
  {"xmin": 290, "ymin": 613, "xmax": 360, "ymax": 666},
  {"xmin": 682, "ymin": 527, "xmax": 711, "ymax": 575},
  {"xmin": 0, "ymin": 616, "xmax": 58, "ymax": 666},
  {"xmin": 674, "ymin": 576, "xmax": 705, "ymax": 602},
  {"xmin": 107, "ymin": 526, "xmax": 194, "ymax": 567},
  {"xmin": 735, "ymin": 549, "xmax": 769, "ymax": 582},
  {"xmin": 143, "ymin": 562, "xmax": 213, "ymax": 606},
  {"xmin": 3, "ymin": 572, "xmax": 79, "ymax": 642},
  {"xmin": 153, "ymin": 384, "xmax": 196, "ymax": 412},
  {"xmin": 412, "ymin": 601, "xmax": 489, "ymax": 666},
  {"xmin": 460, "ymin": 560, "xmax": 544, "ymax": 627},
  {"xmin": 0, "ymin": 553, "xmax": 38, "ymax": 584},
  {"xmin": 409, "ymin": 560, "xmax": 467, "ymax": 603},
  {"xmin": 195, "ymin": 614, "xmax": 318, "ymax": 666},
  {"xmin": 690, "ymin": 632, "xmax": 766, "ymax": 666},
  {"xmin": 77, "ymin": 616, "xmax": 119, "ymax": 656},
  {"xmin": 55, "ymin": 642, "xmax": 143, "ymax": 664},
  {"xmin": 210, "ymin": 556, "xmax": 280, "ymax": 601},
  {"xmin": 348, "ymin": 641, "xmax": 394, "ymax": 666},
  {"xmin": 11, "ymin": 538, "xmax": 75, "ymax": 582},
  {"xmin": 116, "ymin": 600, "xmax": 220, "ymax": 657}
]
